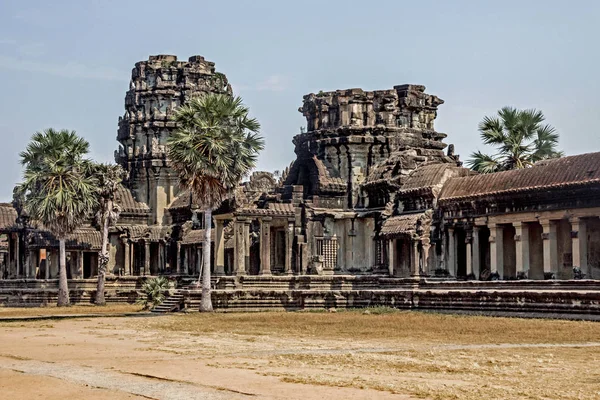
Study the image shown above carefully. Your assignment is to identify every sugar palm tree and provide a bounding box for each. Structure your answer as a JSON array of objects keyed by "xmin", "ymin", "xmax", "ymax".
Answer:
[
  {"xmin": 92, "ymin": 163, "xmax": 127, "ymax": 306},
  {"xmin": 167, "ymin": 94, "xmax": 264, "ymax": 312},
  {"xmin": 467, "ymin": 107, "xmax": 563, "ymax": 173},
  {"xmin": 17, "ymin": 129, "xmax": 97, "ymax": 306}
]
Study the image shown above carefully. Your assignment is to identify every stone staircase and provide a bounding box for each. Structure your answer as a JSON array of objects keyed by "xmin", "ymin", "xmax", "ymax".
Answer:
[{"xmin": 151, "ymin": 291, "xmax": 185, "ymax": 313}]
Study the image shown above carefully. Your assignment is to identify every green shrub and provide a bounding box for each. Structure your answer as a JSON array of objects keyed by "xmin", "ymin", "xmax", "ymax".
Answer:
[{"xmin": 136, "ymin": 276, "xmax": 170, "ymax": 310}]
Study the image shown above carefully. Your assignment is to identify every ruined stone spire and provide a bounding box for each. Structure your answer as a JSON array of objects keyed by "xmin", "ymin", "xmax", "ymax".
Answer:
[{"xmin": 115, "ymin": 55, "xmax": 232, "ymax": 224}]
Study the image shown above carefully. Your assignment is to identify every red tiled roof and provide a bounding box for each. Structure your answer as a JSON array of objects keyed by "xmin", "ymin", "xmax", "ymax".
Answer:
[
  {"xmin": 238, "ymin": 203, "xmax": 296, "ymax": 217},
  {"xmin": 0, "ymin": 203, "xmax": 17, "ymax": 231},
  {"xmin": 115, "ymin": 186, "xmax": 150, "ymax": 214},
  {"xmin": 30, "ymin": 227, "xmax": 103, "ymax": 250},
  {"xmin": 439, "ymin": 152, "xmax": 600, "ymax": 202},
  {"xmin": 181, "ymin": 229, "xmax": 215, "ymax": 245},
  {"xmin": 380, "ymin": 212, "xmax": 424, "ymax": 237}
]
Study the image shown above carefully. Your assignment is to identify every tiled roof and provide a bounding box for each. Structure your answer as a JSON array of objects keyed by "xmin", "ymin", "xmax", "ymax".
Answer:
[
  {"xmin": 119, "ymin": 225, "xmax": 171, "ymax": 241},
  {"xmin": 313, "ymin": 156, "xmax": 347, "ymax": 193},
  {"xmin": 30, "ymin": 227, "xmax": 103, "ymax": 250},
  {"xmin": 238, "ymin": 202, "xmax": 296, "ymax": 217},
  {"xmin": 380, "ymin": 212, "xmax": 424, "ymax": 237},
  {"xmin": 402, "ymin": 164, "xmax": 470, "ymax": 190},
  {"xmin": 181, "ymin": 229, "xmax": 215, "ymax": 245},
  {"xmin": 439, "ymin": 152, "xmax": 600, "ymax": 202},
  {"xmin": 168, "ymin": 190, "xmax": 193, "ymax": 210},
  {"xmin": 115, "ymin": 186, "xmax": 150, "ymax": 214},
  {"xmin": 0, "ymin": 203, "xmax": 17, "ymax": 231}
]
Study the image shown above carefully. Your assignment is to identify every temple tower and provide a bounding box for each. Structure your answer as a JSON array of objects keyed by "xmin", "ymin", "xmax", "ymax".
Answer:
[
  {"xmin": 115, "ymin": 55, "xmax": 232, "ymax": 224},
  {"xmin": 286, "ymin": 85, "xmax": 458, "ymax": 209}
]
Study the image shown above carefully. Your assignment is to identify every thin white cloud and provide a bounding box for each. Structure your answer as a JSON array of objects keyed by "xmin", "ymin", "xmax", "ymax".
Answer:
[
  {"xmin": 0, "ymin": 39, "xmax": 17, "ymax": 45},
  {"xmin": 256, "ymin": 74, "xmax": 288, "ymax": 92},
  {"xmin": 0, "ymin": 55, "xmax": 126, "ymax": 81}
]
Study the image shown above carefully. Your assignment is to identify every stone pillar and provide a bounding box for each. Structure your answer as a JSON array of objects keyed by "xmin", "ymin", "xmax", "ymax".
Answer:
[
  {"xmin": 76, "ymin": 250, "xmax": 84, "ymax": 279},
  {"xmin": 540, "ymin": 219, "xmax": 558, "ymax": 279},
  {"xmin": 284, "ymin": 219, "xmax": 294, "ymax": 275},
  {"xmin": 45, "ymin": 250, "xmax": 52, "ymax": 279},
  {"xmin": 196, "ymin": 247, "xmax": 202, "ymax": 277},
  {"xmin": 514, "ymin": 222, "xmax": 530, "ymax": 279},
  {"xmin": 214, "ymin": 219, "xmax": 225, "ymax": 275},
  {"xmin": 233, "ymin": 218, "xmax": 246, "ymax": 276},
  {"xmin": 122, "ymin": 239, "xmax": 130, "ymax": 276},
  {"xmin": 130, "ymin": 243, "xmax": 136, "ymax": 275},
  {"xmin": 14, "ymin": 234, "xmax": 20, "ymax": 278},
  {"xmin": 411, "ymin": 240, "xmax": 420, "ymax": 276},
  {"xmin": 489, "ymin": 224, "xmax": 504, "ymax": 279},
  {"xmin": 388, "ymin": 239, "xmax": 395, "ymax": 276},
  {"xmin": 465, "ymin": 241, "xmax": 472, "ymax": 277},
  {"xmin": 259, "ymin": 217, "xmax": 272, "ymax": 275},
  {"xmin": 158, "ymin": 242, "xmax": 165, "ymax": 273},
  {"xmin": 570, "ymin": 217, "xmax": 588, "ymax": 278},
  {"xmin": 144, "ymin": 241, "xmax": 150, "ymax": 276},
  {"xmin": 472, "ymin": 227, "xmax": 480, "ymax": 279},
  {"xmin": 243, "ymin": 220, "xmax": 251, "ymax": 273},
  {"xmin": 176, "ymin": 242, "xmax": 182, "ymax": 274},
  {"xmin": 447, "ymin": 228, "xmax": 455, "ymax": 276}
]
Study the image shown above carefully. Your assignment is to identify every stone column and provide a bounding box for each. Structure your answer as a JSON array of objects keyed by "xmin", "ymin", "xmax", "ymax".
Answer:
[
  {"xmin": 411, "ymin": 240, "xmax": 420, "ymax": 276},
  {"xmin": 144, "ymin": 241, "xmax": 150, "ymax": 276},
  {"xmin": 130, "ymin": 243, "xmax": 136, "ymax": 275},
  {"xmin": 76, "ymin": 250, "xmax": 84, "ymax": 279},
  {"xmin": 158, "ymin": 242, "xmax": 165, "ymax": 273},
  {"xmin": 447, "ymin": 228, "xmax": 456, "ymax": 276},
  {"xmin": 514, "ymin": 222, "xmax": 530, "ymax": 279},
  {"xmin": 388, "ymin": 239, "xmax": 395, "ymax": 276},
  {"xmin": 214, "ymin": 219, "xmax": 225, "ymax": 275},
  {"xmin": 472, "ymin": 226, "xmax": 480, "ymax": 279},
  {"xmin": 196, "ymin": 247, "xmax": 202, "ymax": 277},
  {"xmin": 14, "ymin": 233, "xmax": 20, "ymax": 278},
  {"xmin": 243, "ymin": 220, "xmax": 251, "ymax": 273},
  {"xmin": 122, "ymin": 239, "xmax": 130, "ymax": 276},
  {"xmin": 259, "ymin": 217, "xmax": 272, "ymax": 275},
  {"xmin": 570, "ymin": 217, "xmax": 588, "ymax": 278},
  {"xmin": 540, "ymin": 219, "xmax": 558, "ymax": 279},
  {"xmin": 233, "ymin": 218, "xmax": 246, "ymax": 276},
  {"xmin": 176, "ymin": 242, "xmax": 182, "ymax": 274},
  {"xmin": 465, "ymin": 240, "xmax": 473, "ymax": 277},
  {"xmin": 46, "ymin": 250, "xmax": 52, "ymax": 279},
  {"xmin": 489, "ymin": 224, "xmax": 504, "ymax": 279},
  {"xmin": 284, "ymin": 219, "xmax": 294, "ymax": 275}
]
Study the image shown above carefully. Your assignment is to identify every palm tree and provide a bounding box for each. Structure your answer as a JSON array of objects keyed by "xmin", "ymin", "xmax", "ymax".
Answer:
[
  {"xmin": 467, "ymin": 107, "xmax": 563, "ymax": 173},
  {"xmin": 167, "ymin": 94, "xmax": 264, "ymax": 312},
  {"xmin": 17, "ymin": 129, "xmax": 97, "ymax": 306},
  {"xmin": 91, "ymin": 163, "xmax": 127, "ymax": 306}
]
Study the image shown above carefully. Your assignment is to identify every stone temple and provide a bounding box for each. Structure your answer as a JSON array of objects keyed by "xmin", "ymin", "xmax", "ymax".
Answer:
[{"xmin": 1, "ymin": 54, "xmax": 600, "ymax": 312}]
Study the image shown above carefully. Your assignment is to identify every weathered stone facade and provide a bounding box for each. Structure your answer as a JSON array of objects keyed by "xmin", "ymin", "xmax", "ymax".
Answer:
[
  {"xmin": 2, "ymin": 53, "xmax": 600, "ymax": 306},
  {"xmin": 115, "ymin": 54, "xmax": 231, "ymax": 225}
]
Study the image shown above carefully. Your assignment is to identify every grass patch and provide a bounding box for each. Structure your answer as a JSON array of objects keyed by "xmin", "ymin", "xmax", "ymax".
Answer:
[
  {"xmin": 146, "ymin": 310, "xmax": 600, "ymax": 344},
  {"xmin": 0, "ymin": 304, "xmax": 143, "ymax": 318}
]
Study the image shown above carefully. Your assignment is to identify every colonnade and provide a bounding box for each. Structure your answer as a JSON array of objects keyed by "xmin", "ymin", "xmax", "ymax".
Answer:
[{"xmin": 445, "ymin": 214, "xmax": 597, "ymax": 280}]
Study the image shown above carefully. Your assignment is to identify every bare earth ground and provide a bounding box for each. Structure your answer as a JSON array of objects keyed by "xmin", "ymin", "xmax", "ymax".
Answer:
[{"xmin": 0, "ymin": 309, "xmax": 599, "ymax": 399}]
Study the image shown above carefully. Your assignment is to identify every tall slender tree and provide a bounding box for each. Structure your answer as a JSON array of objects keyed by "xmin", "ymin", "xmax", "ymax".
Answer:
[
  {"xmin": 17, "ymin": 129, "xmax": 97, "ymax": 306},
  {"xmin": 167, "ymin": 94, "xmax": 264, "ymax": 312},
  {"xmin": 92, "ymin": 163, "xmax": 127, "ymax": 305},
  {"xmin": 467, "ymin": 107, "xmax": 563, "ymax": 173}
]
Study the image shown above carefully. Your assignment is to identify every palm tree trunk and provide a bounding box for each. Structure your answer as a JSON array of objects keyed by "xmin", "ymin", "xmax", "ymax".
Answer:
[
  {"xmin": 57, "ymin": 238, "xmax": 70, "ymax": 306},
  {"xmin": 200, "ymin": 209, "xmax": 213, "ymax": 312},
  {"xmin": 96, "ymin": 201, "xmax": 111, "ymax": 305}
]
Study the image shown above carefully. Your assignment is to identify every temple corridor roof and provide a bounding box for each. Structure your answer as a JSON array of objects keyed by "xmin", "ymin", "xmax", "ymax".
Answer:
[
  {"xmin": 0, "ymin": 203, "xmax": 17, "ymax": 231},
  {"xmin": 439, "ymin": 152, "xmax": 600, "ymax": 202},
  {"xmin": 380, "ymin": 212, "xmax": 426, "ymax": 237}
]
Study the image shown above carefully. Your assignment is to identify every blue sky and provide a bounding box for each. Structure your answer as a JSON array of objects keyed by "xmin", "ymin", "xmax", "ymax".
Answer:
[{"xmin": 0, "ymin": 0, "xmax": 599, "ymax": 201}]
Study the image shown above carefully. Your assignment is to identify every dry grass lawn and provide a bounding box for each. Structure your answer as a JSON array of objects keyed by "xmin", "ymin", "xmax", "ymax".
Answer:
[
  {"xmin": 0, "ymin": 304, "xmax": 142, "ymax": 317},
  {"xmin": 0, "ymin": 308, "xmax": 599, "ymax": 399}
]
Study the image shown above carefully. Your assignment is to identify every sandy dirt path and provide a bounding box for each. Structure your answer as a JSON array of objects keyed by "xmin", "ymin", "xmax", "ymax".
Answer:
[{"xmin": 0, "ymin": 316, "xmax": 414, "ymax": 400}]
